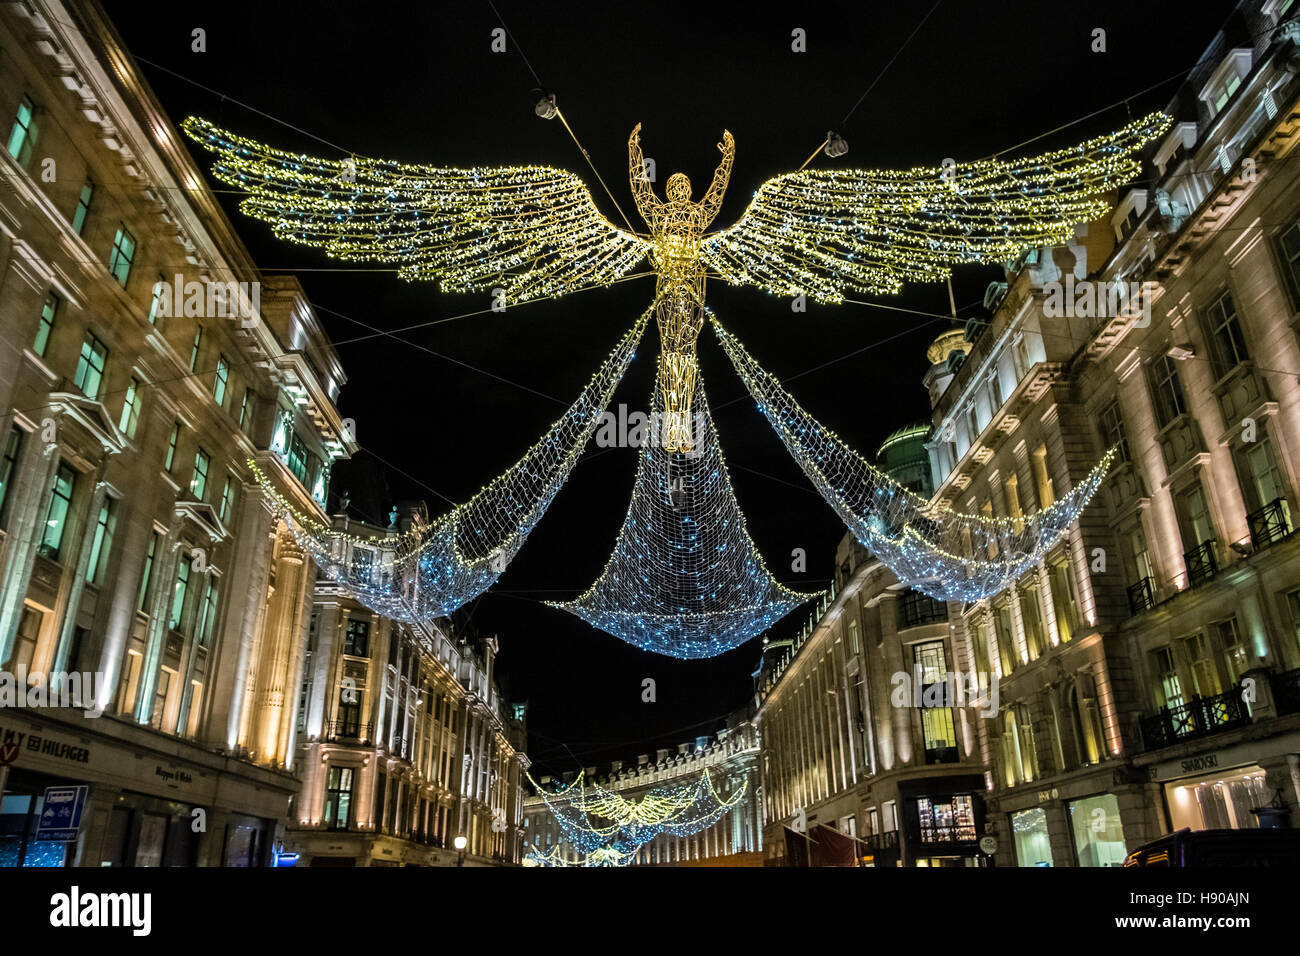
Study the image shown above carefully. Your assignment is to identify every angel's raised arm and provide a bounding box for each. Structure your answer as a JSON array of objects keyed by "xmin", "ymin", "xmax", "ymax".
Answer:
[
  {"xmin": 700, "ymin": 131, "xmax": 735, "ymax": 222},
  {"xmin": 628, "ymin": 123, "xmax": 660, "ymax": 221}
]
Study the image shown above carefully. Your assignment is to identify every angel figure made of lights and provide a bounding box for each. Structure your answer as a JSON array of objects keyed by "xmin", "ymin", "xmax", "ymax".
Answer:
[{"xmin": 182, "ymin": 111, "xmax": 1169, "ymax": 456}]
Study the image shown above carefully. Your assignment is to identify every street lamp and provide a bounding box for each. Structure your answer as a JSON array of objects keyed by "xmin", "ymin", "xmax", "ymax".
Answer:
[{"xmin": 454, "ymin": 834, "xmax": 467, "ymax": 867}]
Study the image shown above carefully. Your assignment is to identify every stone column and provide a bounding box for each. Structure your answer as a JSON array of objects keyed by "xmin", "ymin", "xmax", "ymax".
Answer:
[
  {"xmin": 277, "ymin": 557, "xmax": 315, "ymax": 768},
  {"xmin": 252, "ymin": 531, "xmax": 307, "ymax": 766},
  {"xmin": 0, "ymin": 437, "xmax": 64, "ymax": 664}
]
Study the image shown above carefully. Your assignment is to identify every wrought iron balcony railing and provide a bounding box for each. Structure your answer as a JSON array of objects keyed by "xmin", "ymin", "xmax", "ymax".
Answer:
[
  {"xmin": 1139, "ymin": 690, "xmax": 1250, "ymax": 751},
  {"xmin": 1183, "ymin": 540, "xmax": 1218, "ymax": 588},
  {"xmin": 1246, "ymin": 497, "xmax": 1292, "ymax": 551},
  {"xmin": 1126, "ymin": 576, "xmax": 1156, "ymax": 615}
]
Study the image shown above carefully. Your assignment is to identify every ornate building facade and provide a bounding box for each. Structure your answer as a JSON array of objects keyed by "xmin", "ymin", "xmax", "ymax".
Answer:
[
  {"xmin": 0, "ymin": 0, "xmax": 355, "ymax": 866},
  {"xmin": 756, "ymin": 426, "xmax": 992, "ymax": 867},
  {"xmin": 758, "ymin": 0, "xmax": 1300, "ymax": 867},
  {"xmin": 523, "ymin": 719, "xmax": 762, "ymax": 866},
  {"xmin": 286, "ymin": 511, "xmax": 528, "ymax": 866}
]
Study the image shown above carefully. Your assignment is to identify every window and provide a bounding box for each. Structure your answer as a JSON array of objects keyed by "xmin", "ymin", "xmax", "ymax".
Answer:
[
  {"xmin": 137, "ymin": 532, "xmax": 158, "ymax": 612},
  {"xmin": 1148, "ymin": 354, "xmax": 1188, "ymax": 427},
  {"xmin": 85, "ymin": 498, "xmax": 115, "ymax": 585},
  {"xmin": 190, "ymin": 448, "xmax": 210, "ymax": 500},
  {"xmin": 118, "ymin": 377, "xmax": 141, "ymax": 439},
  {"xmin": 1019, "ymin": 584, "xmax": 1047, "ymax": 660},
  {"xmin": 1002, "ymin": 703, "xmax": 1038, "ymax": 786},
  {"xmin": 1031, "ymin": 444, "xmax": 1054, "ymax": 508},
  {"xmin": 38, "ymin": 464, "xmax": 76, "ymax": 561},
  {"xmin": 218, "ymin": 475, "xmax": 236, "ymax": 525},
  {"xmin": 1154, "ymin": 646, "xmax": 1184, "ymax": 710},
  {"xmin": 993, "ymin": 603, "xmax": 1016, "ymax": 676},
  {"xmin": 33, "ymin": 292, "xmax": 58, "ymax": 357},
  {"xmin": 213, "ymin": 354, "xmax": 229, "ymax": 407},
  {"xmin": 343, "ymin": 617, "xmax": 370, "ymax": 657},
  {"xmin": 1216, "ymin": 617, "xmax": 1247, "ymax": 688},
  {"xmin": 898, "ymin": 589, "xmax": 948, "ymax": 629},
  {"xmin": 188, "ymin": 328, "xmax": 202, "ymax": 372},
  {"xmin": 1278, "ymin": 215, "xmax": 1300, "ymax": 308},
  {"xmin": 916, "ymin": 794, "xmax": 976, "ymax": 843},
  {"xmin": 1049, "ymin": 559, "xmax": 1080, "ymax": 643},
  {"xmin": 108, "ymin": 226, "xmax": 136, "ymax": 287},
  {"xmin": 71, "ymin": 180, "xmax": 93, "ymax": 236},
  {"xmin": 1012, "ymin": 807, "xmax": 1052, "ymax": 866},
  {"xmin": 169, "ymin": 559, "xmax": 190, "ymax": 632},
  {"xmin": 847, "ymin": 617, "xmax": 861, "ymax": 655},
  {"xmin": 73, "ymin": 332, "xmax": 107, "ymax": 400},
  {"xmin": 1176, "ymin": 482, "xmax": 1216, "ymax": 551},
  {"xmin": 337, "ymin": 689, "xmax": 363, "ymax": 738},
  {"xmin": 164, "ymin": 422, "xmax": 179, "ymax": 472},
  {"xmin": 148, "ymin": 275, "xmax": 167, "ymax": 327},
  {"xmin": 1238, "ymin": 437, "xmax": 1291, "ymax": 536},
  {"xmin": 1012, "ymin": 335, "xmax": 1031, "ymax": 380},
  {"xmin": 1100, "ymin": 400, "xmax": 1129, "ymax": 463},
  {"xmin": 1068, "ymin": 794, "xmax": 1126, "ymax": 866},
  {"xmin": 7, "ymin": 94, "xmax": 37, "ymax": 165},
  {"xmin": 988, "ymin": 370, "xmax": 1003, "ymax": 411},
  {"xmin": 0, "ymin": 426, "xmax": 23, "ymax": 528},
  {"xmin": 238, "ymin": 389, "xmax": 255, "ymax": 433},
  {"xmin": 151, "ymin": 667, "xmax": 175, "ymax": 731},
  {"xmin": 913, "ymin": 641, "xmax": 958, "ymax": 763},
  {"xmin": 325, "ymin": 766, "xmax": 354, "ymax": 829},
  {"xmin": 195, "ymin": 578, "xmax": 218, "ymax": 648},
  {"xmin": 1204, "ymin": 292, "xmax": 1249, "ymax": 377}
]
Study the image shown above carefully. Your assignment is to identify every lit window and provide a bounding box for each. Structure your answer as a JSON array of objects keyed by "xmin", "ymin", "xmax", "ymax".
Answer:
[
  {"xmin": 73, "ymin": 332, "xmax": 108, "ymax": 400},
  {"xmin": 213, "ymin": 354, "xmax": 229, "ymax": 406},
  {"xmin": 238, "ymin": 389, "xmax": 256, "ymax": 433},
  {"xmin": 85, "ymin": 498, "xmax": 115, "ymax": 585},
  {"xmin": 218, "ymin": 475, "xmax": 236, "ymax": 524},
  {"xmin": 164, "ymin": 422, "xmax": 180, "ymax": 472},
  {"xmin": 0, "ymin": 426, "xmax": 23, "ymax": 528},
  {"xmin": 108, "ymin": 225, "xmax": 136, "ymax": 287},
  {"xmin": 148, "ymin": 275, "xmax": 167, "ymax": 327},
  {"xmin": 33, "ymin": 291, "xmax": 58, "ymax": 357},
  {"xmin": 38, "ymin": 463, "xmax": 76, "ymax": 561},
  {"xmin": 137, "ymin": 532, "xmax": 158, "ymax": 612},
  {"xmin": 6, "ymin": 94, "xmax": 36, "ymax": 165},
  {"xmin": 191, "ymin": 448, "xmax": 210, "ymax": 500},
  {"xmin": 189, "ymin": 328, "xmax": 202, "ymax": 372},
  {"xmin": 1148, "ymin": 353, "xmax": 1188, "ymax": 426},
  {"xmin": 71, "ymin": 180, "xmax": 93, "ymax": 236},
  {"xmin": 118, "ymin": 377, "xmax": 142, "ymax": 439},
  {"xmin": 169, "ymin": 559, "xmax": 190, "ymax": 632}
]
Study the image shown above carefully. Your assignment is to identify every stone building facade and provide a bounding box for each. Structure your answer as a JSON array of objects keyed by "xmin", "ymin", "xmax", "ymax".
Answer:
[
  {"xmin": 0, "ymin": 0, "xmax": 356, "ymax": 866},
  {"xmin": 758, "ymin": 0, "xmax": 1300, "ymax": 867},
  {"xmin": 286, "ymin": 513, "xmax": 528, "ymax": 866}
]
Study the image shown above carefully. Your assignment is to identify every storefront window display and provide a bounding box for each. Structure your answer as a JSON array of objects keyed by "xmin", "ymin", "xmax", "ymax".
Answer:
[
  {"xmin": 1067, "ymin": 793, "xmax": 1126, "ymax": 866},
  {"xmin": 1165, "ymin": 765, "xmax": 1270, "ymax": 831},
  {"xmin": 1011, "ymin": 806, "xmax": 1052, "ymax": 866}
]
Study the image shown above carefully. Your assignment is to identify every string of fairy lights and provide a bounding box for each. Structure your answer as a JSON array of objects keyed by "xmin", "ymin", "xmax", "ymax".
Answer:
[
  {"xmin": 705, "ymin": 112, "xmax": 1172, "ymax": 302},
  {"xmin": 181, "ymin": 116, "xmax": 650, "ymax": 304},
  {"xmin": 712, "ymin": 313, "xmax": 1116, "ymax": 602},
  {"xmin": 549, "ymin": 354, "xmax": 818, "ymax": 659},
  {"xmin": 523, "ymin": 769, "xmax": 748, "ymax": 865},
  {"xmin": 250, "ymin": 311, "xmax": 648, "ymax": 623}
]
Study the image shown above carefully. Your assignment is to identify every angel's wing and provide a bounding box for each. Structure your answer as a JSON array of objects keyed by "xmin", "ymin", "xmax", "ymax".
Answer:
[
  {"xmin": 703, "ymin": 111, "xmax": 1171, "ymax": 302},
  {"xmin": 182, "ymin": 117, "xmax": 649, "ymax": 303}
]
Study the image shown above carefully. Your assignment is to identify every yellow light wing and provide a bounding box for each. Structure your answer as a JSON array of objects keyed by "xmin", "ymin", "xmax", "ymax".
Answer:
[{"xmin": 182, "ymin": 116, "xmax": 649, "ymax": 304}]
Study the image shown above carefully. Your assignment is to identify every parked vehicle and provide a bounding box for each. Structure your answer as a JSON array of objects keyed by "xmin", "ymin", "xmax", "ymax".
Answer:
[{"xmin": 1123, "ymin": 827, "xmax": 1300, "ymax": 867}]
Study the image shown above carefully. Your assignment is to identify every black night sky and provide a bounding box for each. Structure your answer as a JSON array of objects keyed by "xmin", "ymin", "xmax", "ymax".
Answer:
[{"xmin": 101, "ymin": 0, "xmax": 1233, "ymax": 775}]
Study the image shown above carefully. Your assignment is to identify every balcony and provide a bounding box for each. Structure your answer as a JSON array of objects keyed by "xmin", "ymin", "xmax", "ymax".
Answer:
[
  {"xmin": 1139, "ymin": 690, "xmax": 1251, "ymax": 751},
  {"xmin": 1272, "ymin": 667, "xmax": 1300, "ymax": 717},
  {"xmin": 1183, "ymin": 540, "xmax": 1218, "ymax": 587},
  {"xmin": 1246, "ymin": 498, "xmax": 1292, "ymax": 551},
  {"xmin": 1127, "ymin": 576, "xmax": 1156, "ymax": 615},
  {"xmin": 325, "ymin": 720, "xmax": 371, "ymax": 742}
]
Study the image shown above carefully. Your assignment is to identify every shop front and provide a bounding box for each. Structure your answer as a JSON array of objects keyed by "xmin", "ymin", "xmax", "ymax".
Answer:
[
  {"xmin": 897, "ymin": 775, "xmax": 987, "ymax": 866},
  {"xmin": 0, "ymin": 708, "xmax": 291, "ymax": 866}
]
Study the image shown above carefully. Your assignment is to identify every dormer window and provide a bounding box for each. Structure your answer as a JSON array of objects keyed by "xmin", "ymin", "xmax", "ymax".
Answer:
[
  {"xmin": 1111, "ymin": 190, "xmax": 1148, "ymax": 242},
  {"xmin": 1200, "ymin": 49, "xmax": 1252, "ymax": 119},
  {"xmin": 1153, "ymin": 123, "xmax": 1197, "ymax": 179}
]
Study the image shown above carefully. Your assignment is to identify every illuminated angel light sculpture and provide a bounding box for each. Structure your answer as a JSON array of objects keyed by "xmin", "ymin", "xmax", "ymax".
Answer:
[
  {"xmin": 524, "ymin": 770, "xmax": 748, "ymax": 864},
  {"xmin": 182, "ymin": 111, "xmax": 1169, "ymax": 648}
]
